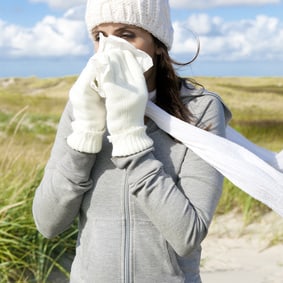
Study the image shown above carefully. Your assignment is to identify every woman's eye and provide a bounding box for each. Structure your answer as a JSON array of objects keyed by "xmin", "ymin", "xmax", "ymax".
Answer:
[
  {"xmin": 93, "ymin": 33, "xmax": 99, "ymax": 42},
  {"xmin": 120, "ymin": 32, "xmax": 135, "ymax": 39},
  {"xmin": 93, "ymin": 32, "xmax": 103, "ymax": 42}
]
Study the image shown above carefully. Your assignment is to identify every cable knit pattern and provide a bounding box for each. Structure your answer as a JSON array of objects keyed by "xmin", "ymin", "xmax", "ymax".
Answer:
[{"xmin": 85, "ymin": 0, "xmax": 174, "ymax": 49}]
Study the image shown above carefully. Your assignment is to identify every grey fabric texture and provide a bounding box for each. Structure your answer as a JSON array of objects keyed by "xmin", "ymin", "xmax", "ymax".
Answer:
[{"xmin": 33, "ymin": 85, "xmax": 230, "ymax": 283}]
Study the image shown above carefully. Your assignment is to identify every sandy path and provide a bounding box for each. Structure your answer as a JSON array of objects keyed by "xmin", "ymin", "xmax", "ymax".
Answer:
[{"xmin": 200, "ymin": 211, "xmax": 283, "ymax": 283}]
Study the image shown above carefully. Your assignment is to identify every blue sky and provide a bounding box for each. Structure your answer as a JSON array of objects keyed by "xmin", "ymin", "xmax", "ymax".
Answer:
[{"xmin": 1, "ymin": 0, "xmax": 283, "ymax": 78}]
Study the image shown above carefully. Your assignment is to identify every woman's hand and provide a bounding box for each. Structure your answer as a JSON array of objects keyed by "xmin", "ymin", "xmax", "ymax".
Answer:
[
  {"xmin": 67, "ymin": 56, "xmax": 106, "ymax": 153},
  {"xmin": 98, "ymin": 49, "xmax": 153, "ymax": 157}
]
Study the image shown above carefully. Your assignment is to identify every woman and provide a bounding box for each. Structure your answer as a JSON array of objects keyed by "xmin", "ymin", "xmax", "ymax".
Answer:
[{"xmin": 32, "ymin": 0, "xmax": 231, "ymax": 282}]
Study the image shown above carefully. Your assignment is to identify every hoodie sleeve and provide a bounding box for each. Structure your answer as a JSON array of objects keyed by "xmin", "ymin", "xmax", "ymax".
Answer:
[
  {"xmin": 32, "ymin": 100, "xmax": 96, "ymax": 239},
  {"xmin": 112, "ymin": 94, "xmax": 227, "ymax": 257}
]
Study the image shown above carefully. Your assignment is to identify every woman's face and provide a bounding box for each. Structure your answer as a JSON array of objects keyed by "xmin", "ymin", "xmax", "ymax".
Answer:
[{"xmin": 92, "ymin": 23, "xmax": 160, "ymax": 92}]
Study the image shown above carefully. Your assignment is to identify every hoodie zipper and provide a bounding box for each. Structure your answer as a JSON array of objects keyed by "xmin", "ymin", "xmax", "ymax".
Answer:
[{"xmin": 124, "ymin": 173, "xmax": 130, "ymax": 283}]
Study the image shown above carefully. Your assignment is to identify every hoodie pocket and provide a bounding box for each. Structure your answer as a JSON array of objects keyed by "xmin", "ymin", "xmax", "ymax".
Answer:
[
  {"xmin": 80, "ymin": 219, "xmax": 123, "ymax": 282},
  {"xmin": 133, "ymin": 220, "xmax": 184, "ymax": 282},
  {"xmin": 165, "ymin": 240, "xmax": 184, "ymax": 276}
]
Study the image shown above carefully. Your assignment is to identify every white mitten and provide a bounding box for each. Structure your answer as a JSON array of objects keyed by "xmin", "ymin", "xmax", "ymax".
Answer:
[
  {"xmin": 99, "ymin": 48, "xmax": 153, "ymax": 156},
  {"xmin": 67, "ymin": 56, "xmax": 106, "ymax": 153}
]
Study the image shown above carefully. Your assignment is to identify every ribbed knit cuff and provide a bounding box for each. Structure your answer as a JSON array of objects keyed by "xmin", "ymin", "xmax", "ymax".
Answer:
[
  {"xmin": 108, "ymin": 126, "xmax": 153, "ymax": 157},
  {"xmin": 67, "ymin": 130, "xmax": 104, "ymax": 154}
]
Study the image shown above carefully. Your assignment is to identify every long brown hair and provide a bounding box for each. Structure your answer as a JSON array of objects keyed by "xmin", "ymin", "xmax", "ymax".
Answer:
[{"xmin": 154, "ymin": 38, "xmax": 202, "ymax": 123}]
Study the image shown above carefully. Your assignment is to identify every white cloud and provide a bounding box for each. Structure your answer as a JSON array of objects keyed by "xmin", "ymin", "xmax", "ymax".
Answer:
[
  {"xmin": 0, "ymin": 8, "xmax": 90, "ymax": 58},
  {"xmin": 1, "ymin": 4, "xmax": 283, "ymax": 64},
  {"xmin": 29, "ymin": 0, "xmax": 85, "ymax": 10},
  {"xmin": 64, "ymin": 5, "xmax": 86, "ymax": 20},
  {"xmin": 171, "ymin": 14, "xmax": 283, "ymax": 62},
  {"xmin": 170, "ymin": 0, "xmax": 281, "ymax": 9}
]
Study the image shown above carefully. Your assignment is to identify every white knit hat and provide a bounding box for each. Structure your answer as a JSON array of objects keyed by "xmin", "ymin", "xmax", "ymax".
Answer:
[{"xmin": 85, "ymin": 0, "xmax": 174, "ymax": 50}]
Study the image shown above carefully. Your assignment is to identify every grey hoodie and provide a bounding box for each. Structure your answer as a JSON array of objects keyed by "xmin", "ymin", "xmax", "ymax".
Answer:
[{"xmin": 32, "ymin": 85, "xmax": 231, "ymax": 283}]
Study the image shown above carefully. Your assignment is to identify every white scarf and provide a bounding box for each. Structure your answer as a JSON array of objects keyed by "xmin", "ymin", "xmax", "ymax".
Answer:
[
  {"xmin": 96, "ymin": 35, "xmax": 283, "ymax": 217},
  {"xmin": 145, "ymin": 101, "xmax": 283, "ymax": 217}
]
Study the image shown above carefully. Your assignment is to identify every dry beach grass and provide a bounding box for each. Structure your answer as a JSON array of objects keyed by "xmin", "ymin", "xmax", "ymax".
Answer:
[{"xmin": 0, "ymin": 76, "xmax": 282, "ymax": 282}]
